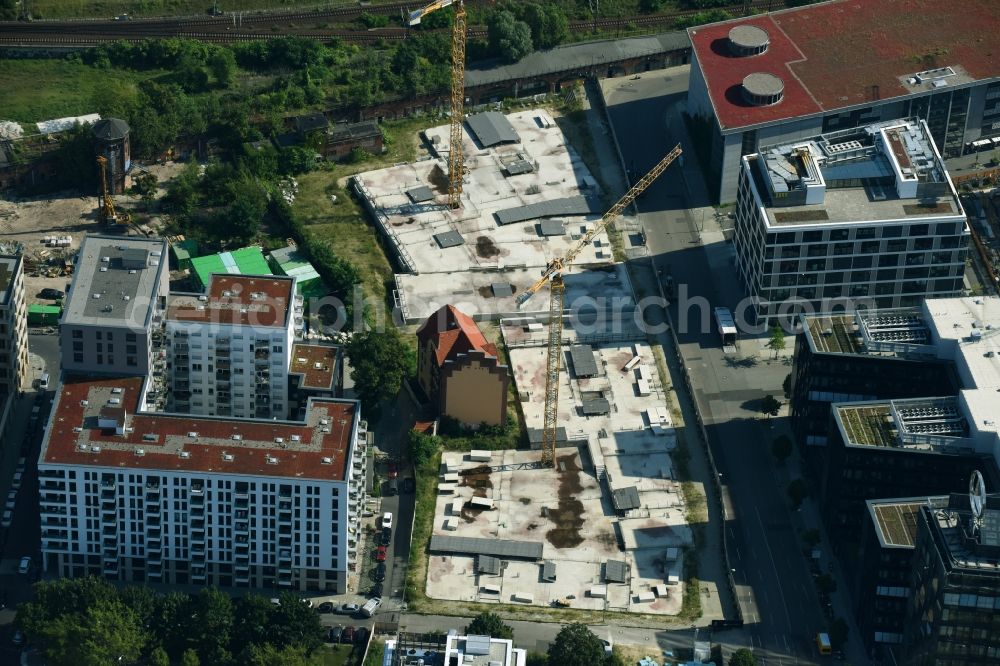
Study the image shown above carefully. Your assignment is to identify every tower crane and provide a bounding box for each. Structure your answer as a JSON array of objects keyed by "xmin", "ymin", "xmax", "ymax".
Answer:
[
  {"xmin": 96, "ymin": 155, "xmax": 131, "ymax": 226},
  {"xmin": 408, "ymin": 0, "xmax": 467, "ymax": 209},
  {"xmin": 515, "ymin": 144, "xmax": 682, "ymax": 467}
]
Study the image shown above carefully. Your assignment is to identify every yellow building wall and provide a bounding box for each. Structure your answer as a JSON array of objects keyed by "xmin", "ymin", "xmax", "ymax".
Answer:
[{"xmin": 442, "ymin": 358, "xmax": 505, "ymax": 426}]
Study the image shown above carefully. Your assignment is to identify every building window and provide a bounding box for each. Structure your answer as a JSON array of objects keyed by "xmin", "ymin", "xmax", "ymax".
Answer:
[
  {"xmin": 72, "ymin": 330, "xmax": 82, "ymax": 339},
  {"xmin": 96, "ymin": 331, "xmax": 102, "ymax": 340},
  {"xmin": 126, "ymin": 333, "xmax": 137, "ymax": 342},
  {"xmin": 74, "ymin": 352, "xmax": 83, "ymax": 363},
  {"xmin": 126, "ymin": 356, "xmax": 137, "ymax": 366}
]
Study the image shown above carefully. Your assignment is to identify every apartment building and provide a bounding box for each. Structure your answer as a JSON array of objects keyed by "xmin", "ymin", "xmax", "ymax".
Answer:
[
  {"xmin": 0, "ymin": 254, "xmax": 28, "ymax": 397},
  {"xmin": 165, "ymin": 274, "xmax": 302, "ymax": 418},
  {"xmin": 37, "ymin": 374, "xmax": 368, "ymax": 592},
  {"xmin": 288, "ymin": 342, "xmax": 343, "ymax": 419},
  {"xmin": 734, "ymin": 119, "xmax": 968, "ymax": 327},
  {"xmin": 686, "ymin": 0, "xmax": 1000, "ymax": 202},
  {"xmin": 60, "ymin": 235, "xmax": 169, "ymax": 376}
]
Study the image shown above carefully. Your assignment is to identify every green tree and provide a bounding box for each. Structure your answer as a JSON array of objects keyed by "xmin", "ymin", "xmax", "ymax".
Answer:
[
  {"xmin": 208, "ymin": 49, "xmax": 237, "ymax": 88},
  {"xmin": 771, "ymin": 434, "xmax": 793, "ymax": 463},
  {"xmin": 639, "ymin": 0, "xmax": 667, "ymax": 12},
  {"xmin": 187, "ymin": 587, "xmax": 234, "ymax": 665},
  {"xmin": 131, "ymin": 171, "xmax": 159, "ymax": 203},
  {"xmin": 487, "ymin": 10, "xmax": 533, "ymax": 63},
  {"xmin": 162, "ymin": 159, "xmax": 201, "ymax": 216},
  {"xmin": 346, "ymin": 328, "xmax": 415, "ymax": 413},
  {"xmin": 149, "ymin": 646, "xmax": 171, "ymax": 666},
  {"xmin": 515, "ymin": 3, "xmax": 568, "ymax": 50},
  {"xmin": 18, "ymin": 598, "xmax": 147, "ymax": 666},
  {"xmin": 0, "ymin": 0, "xmax": 17, "ymax": 20},
  {"xmin": 466, "ymin": 612, "xmax": 513, "ymax": 640},
  {"xmin": 247, "ymin": 643, "xmax": 314, "ymax": 666},
  {"xmin": 816, "ymin": 573, "xmax": 838, "ymax": 596},
  {"xmin": 828, "ymin": 617, "xmax": 849, "ymax": 648},
  {"xmin": 782, "ymin": 372, "xmax": 792, "ymax": 398},
  {"xmin": 802, "ymin": 528, "xmax": 821, "ymax": 550},
  {"xmin": 181, "ymin": 648, "xmax": 201, "ymax": 666},
  {"xmin": 673, "ymin": 9, "xmax": 732, "ymax": 29},
  {"xmin": 231, "ymin": 595, "xmax": 273, "ymax": 661},
  {"xmin": 266, "ymin": 593, "xmax": 323, "ymax": 653},
  {"xmin": 407, "ymin": 429, "xmax": 441, "ymax": 467},
  {"xmin": 761, "ymin": 394, "xmax": 781, "ymax": 416},
  {"xmin": 787, "ymin": 478, "xmax": 809, "ymax": 508},
  {"xmin": 547, "ymin": 623, "xmax": 606, "ymax": 666},
  {"xmin": 767, "ymin": 325, "xmax": 786, "ymax": 359},
  {"xmin": 526, "ymin": 653, "xmax": 548, "ymax": 666},
  {"xmin": 729, "ymin": 648, "xmax": 758, "ymax": 666}
]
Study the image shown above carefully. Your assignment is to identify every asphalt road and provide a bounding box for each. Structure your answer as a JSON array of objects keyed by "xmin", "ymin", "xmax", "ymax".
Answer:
[{"xmin": 602, "ymin": 68, "xmax": 837, "ymax": 665}]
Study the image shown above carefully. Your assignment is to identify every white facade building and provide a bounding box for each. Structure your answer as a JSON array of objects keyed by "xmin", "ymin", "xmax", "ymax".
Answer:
[
  {"xmin": 734, "ymin": 119, "xmax": 969, "ymax": 327},
  {"xmin": 38, "ymin": 374, "xmax": 367, "ymax": 592},
  {"xmin": 165, "ymin": 274, "xmax": 302, "ymax": 419},
  {"xmin": 0, "ymin": 254, "xmax": 28, "ymax": 397}
]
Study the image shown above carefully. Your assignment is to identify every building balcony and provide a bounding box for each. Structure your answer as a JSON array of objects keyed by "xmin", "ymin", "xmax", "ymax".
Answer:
[
  {"xmin": 39, "ymin": 480, "xmax": 66, "ymax": 491},
  {"xmin": 147, "ymin": 553, "xmax": 162, "ymax": 565},
  {"xmin": 145, "ymin": 481, "xmax": 160, "ymax": 493},
  {"xmin": 173, "ymin": 343, "xmax": 189, "ymax": 352},
  {"xmin": 235, "ymin": 521, "xmax": 249, "ymax": 533},
  {"xmin": 42, "ymin": 516, "xmax": 68, "ymax": 528},
  {"xmin": 147, "ymin": 539, "xmax": 162, "ymax": 551},
  {"xmin": 191, "ymin": 530, "xmax": 205, "ymax": 543},
  {"xmin": 147, "ymin": 568, "xmax": 162, "ymax": 579},
  {"xmin": 44, "ymin": 540, "xmax": 68, "ymax": 551},
  {"xmin": 39, "ymin": 504, "xmax": 67, "ymax": 516},
  {"xmin": 278, "ymin": 536, "xmax": 292, "ymax": 548},
  {"xmin": 102, "ymin": 562, "xmax": 119, "ymax": 576},
  {"xmin": 146, "ymin": 502, "xmax": 160, "ymax": 513}
]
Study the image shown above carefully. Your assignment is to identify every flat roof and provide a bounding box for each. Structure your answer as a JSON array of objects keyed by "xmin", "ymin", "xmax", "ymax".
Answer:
[
  {"xmin": 406, "ymin": 185, "xmax": 435, "ymax": 203},
  {"xmin": 40, "ymin": 375, "xmax": 358, "ymax": 481},
  {"xmin": 604, "ymin": 559, "xmax": 627, "ymax": 583},
  {"xmin": 569, "ymin": 345, "xmax": 599, "ymax": 378},
  {"xmin": 328, "ymin": 120, "xmax": 380, "ymax": 143},
  {"xmin": 835, "ymin": 397, "xmax": 972, "ymax": 452},
  {"xmin": 611, "ymin": 486, "xmax": 641, "ymax": 511},
  {"xmin": 191, "ymin": 246, "xmax": 272, "ymax": 287},
  {"xmin": 289, "ymin": 343, "xmax": 339, "ymax": 391},
  {"xmin": 466, "ymin": 111, "xmax": 519, "ymax": 147},
  {"xmin": 167, "ymin": 275, "xmax": 295, "ymax": 328},
  {"xmin": 869, "ymin": 498, "xmax": 927, "ymax": 548},
  {"xmin": 477, "ymin": 555, "xmax": 501, "ymax": 575},
  {"xmin": 0, "ymin": 255, "xmax": 18, "ymax": 306},
  {"xmin": 63, "ymin": 235, "xmax": 167, "ymax": 329},
  {"xmin": 429, "ymin": 535, "xmax": 543, "ymax": 560},
  {"xmin": 495, "ymin": 195, "xmax": 595, "ymax": 226},
  {"xmin": 690, "ymin": 0, "xmax": 1000, "ymax": 131}
]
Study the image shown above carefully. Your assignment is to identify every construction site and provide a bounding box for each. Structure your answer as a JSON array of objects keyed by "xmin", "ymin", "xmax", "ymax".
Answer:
[{"xmin": 351, "ymin": 108, "xmax": 639, "ymax": 323}]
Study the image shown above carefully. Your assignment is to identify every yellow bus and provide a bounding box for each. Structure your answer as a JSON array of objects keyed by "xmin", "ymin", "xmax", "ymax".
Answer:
[{"xmin": 816, "ymin": 632, "xmax": 832, "ymax": 655}]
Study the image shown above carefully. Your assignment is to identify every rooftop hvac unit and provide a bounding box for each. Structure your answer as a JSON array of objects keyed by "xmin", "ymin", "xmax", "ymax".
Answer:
[
  {"xmin": 222, "ymin": 453, "xmax": 234, "ymax": 462},
  {"xmin": 179, "ymin": 451, "xmax": 191, "ymax": 459},
  {"xmin": 321, "ymin": 457, "xmax": 332, "ymax": 464},
  {"xmin": 135, "ymin": 449, "xmax": 145, "ymax": 456}
]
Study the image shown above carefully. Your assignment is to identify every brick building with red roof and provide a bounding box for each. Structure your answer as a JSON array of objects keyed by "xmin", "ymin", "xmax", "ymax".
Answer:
[
  {"xmin": 686, "ymin": 0, "xmax": 1000, "ymax": 202},
  {"xmin": 416, "ymin": 305, "xmax": 509, "ymax": 427}
]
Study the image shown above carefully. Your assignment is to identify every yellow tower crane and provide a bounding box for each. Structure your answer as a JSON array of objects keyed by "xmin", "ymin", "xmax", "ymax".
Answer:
[
  {"xmin": 408, "ymin": 0, "xmax": 467, "ymax": 209},
  {"xmin": 96, "ymin": 155, "xmax": 131, "ymax": 226},
  {"xmin": 515, "ymin": 144, "xmax": 682, "ymax": 467}
]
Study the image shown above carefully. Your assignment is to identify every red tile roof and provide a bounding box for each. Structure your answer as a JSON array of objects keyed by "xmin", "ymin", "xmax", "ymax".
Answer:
[
  {"xmin": 690, "ymin": 0, "xmax": 1000, "ymax": 131},
  {"xmin": 416, "ymin": 305, "xmax": 497, "ymax": 367},
  {"xmin": 167, "ymin": 275, "xmax": 295, "ymax": 328},
  {"xmin": 41, "ymin": 375, "xmax": 357, "ymax": 481}
]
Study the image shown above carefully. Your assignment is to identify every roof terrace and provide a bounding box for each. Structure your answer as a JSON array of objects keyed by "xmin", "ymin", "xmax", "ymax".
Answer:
[
  {"xmin": 870, "ymin": 498, "xmax": 927, "ymax": 548},
  {"xmin": 835, "ymin": 397, "xmax": 974, "ymax": 453}
]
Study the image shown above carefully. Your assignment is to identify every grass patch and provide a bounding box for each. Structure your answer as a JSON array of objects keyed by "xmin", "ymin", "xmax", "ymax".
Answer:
[
  {"xmin": 0, "ymin": 59, "xmax": 162, "ymax": 123},
  {"xmin": 362, "ymin": 641, "xmax": 385, "ymax": 666},
  {"xmin": 679, "ymin": 547, "xmax": 702, "ymax": 623},
  {"xmin": 403, "ymin": 448, "xmax": 441, "ymax": 610},
  {"xmin": 292, "ymin": 115, "xmax": 444, "ymax": 308},
  {"xmin": 26, "ymin": 0, "xmax": 390, "ymax": 20},
  {"xmin": 318, "ymin": 644, "xmax": 356, "ymax": 666}
]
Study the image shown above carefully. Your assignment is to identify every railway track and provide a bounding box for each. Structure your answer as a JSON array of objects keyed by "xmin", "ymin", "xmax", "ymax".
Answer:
[{"xmin": 0, "ymin": 0, "xmax": 778, "ymax": 47}]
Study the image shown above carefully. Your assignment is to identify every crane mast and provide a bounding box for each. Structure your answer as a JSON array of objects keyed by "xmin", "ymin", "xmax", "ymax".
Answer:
[
  {"xmin": 523, "ymin": 144, "xmax": 682, "ymax": 467},
  {"xmin": 409, "ymin": 0, "xmax": 466, "ymax": 208}
]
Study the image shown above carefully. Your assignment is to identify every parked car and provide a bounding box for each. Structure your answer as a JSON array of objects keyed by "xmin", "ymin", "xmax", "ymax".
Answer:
[
  {"xmin": 381, "ymin": 527, "xmax": 391, "ymax": 546},
  {"xmin": 376, "ymin": 545, "xmax": 387, "ymax": 562},
  {"xmin": 341, "ymin": 626, "xmax": 355, "ymax": 644},
  {"xmin": 402, "ymin": 477, "xmax": 415, "ymax": 494},
  {"xmin": 387, "ymin": 462, "xmax": 398, "ymax": 479},
  {"xmin": 384, "ymin": 479, "xmax": 398, "ymax": 497},
  {"xmin": 374, "ymin": 563, "xmax": 386, "ymax": 582},
  {"xmin": 354, "ymin": 627, "xmax": 371, "ymax": 646},
  {"xmin": 11, "ymin": 629, "xmax": 24, "ymax": 646},
  {"xmin": 317, "ymin": 601, "xmax": 334, "ymax": 613},
  {"xmin": 11, "ymin": 471, "xmax": 23, "ymax": 491},
  {"xmin": 1, "ymin": 510, "xmax": 12, "ymax": 528},
  {"xmin": 369, "ymin": 582, "xmax": 383, "ymax": 598},
  {"xmin": 381, "ymin": 512, "xmax": 393, "ymax": 529},
  {"xmin": 328, "ymin": 626, "xmax": 343, "ymax": 643},
  {"xmin": 18, "ymin": 556, "xmax": 32, "ymax": 574},
  {"xmin": 337, "ymin": 603, "xmax": 360, "ymax": 615},
  {"xmin": 38, "ymin": 288, "xmax": 64, "ymax": 300}
]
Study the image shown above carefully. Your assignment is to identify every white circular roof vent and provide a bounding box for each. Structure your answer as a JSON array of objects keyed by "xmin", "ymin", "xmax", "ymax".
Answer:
[
  {"xmin": 742, "ymin": 72, "xmax": 784, "ymax": 106},
  {"xmin": 729, "ymin": 25, "xmax": 770, "ymax": 56}
]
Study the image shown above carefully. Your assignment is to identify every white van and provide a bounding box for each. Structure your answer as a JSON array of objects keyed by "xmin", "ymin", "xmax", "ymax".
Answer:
[
  {"xmin": 361, "ymin": 597, "xmax": 381, "ymax": 618},
  {"xmin": 39, "ymin": 373, "xmax": 50, "ymax": 390}
]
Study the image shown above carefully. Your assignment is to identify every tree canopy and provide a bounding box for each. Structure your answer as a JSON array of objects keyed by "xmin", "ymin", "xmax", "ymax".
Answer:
[
  {"xmin": 16, "ymin": 578, "xmax": 324, "ymax": 666},
  {"xmin": 466, "ymin": 612, "xmax": 514, "ymax": 640},
  {"xmin": 547, "ymin": 624, "xmax": 607, "ymax": 666},
  {"xmin": 729, "ymin": 648, "xmax": 758, "ymax": 666},
  {"xmin": 346, "ymin": 327, "xmax": 415, "ymax": 413},
  {"xmin": 487, "ymin": 10, "xmax": 534, "ymax": 63}
]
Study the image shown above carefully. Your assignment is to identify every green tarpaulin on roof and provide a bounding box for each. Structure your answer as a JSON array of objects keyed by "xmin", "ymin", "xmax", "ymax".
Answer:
[{"xmin": 190, "ymin": 246, "xmax": 272, "ymax": 290}]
